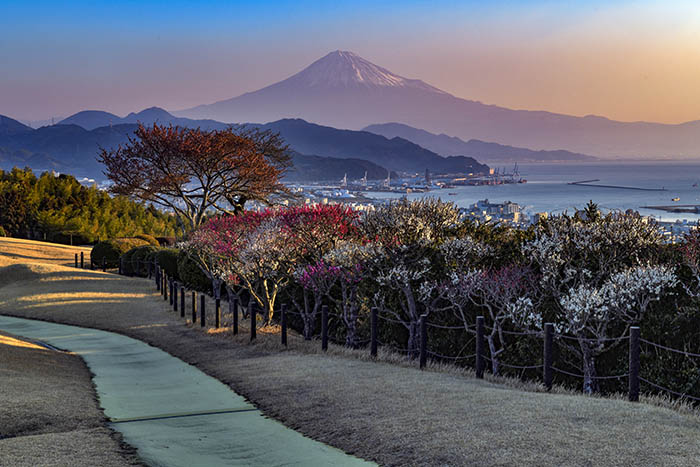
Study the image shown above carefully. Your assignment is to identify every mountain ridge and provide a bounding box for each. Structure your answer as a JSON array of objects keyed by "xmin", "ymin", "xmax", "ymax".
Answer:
[
  {"xmin": 176, "ymin": 50, "xmax": 700, "ymax": 158},
  {"xmin": 363, "ymin": 122, "xmax": 596, "ymax": 162},
  {"xmin": 0, "ymin": 110, "xmax": 488, "ymax": 181}
]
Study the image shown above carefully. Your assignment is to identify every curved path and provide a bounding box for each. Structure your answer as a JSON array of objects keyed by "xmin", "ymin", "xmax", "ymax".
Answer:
[{"xmin": 0, "ymin": 315, "xmax": 372, "ymax": 467}]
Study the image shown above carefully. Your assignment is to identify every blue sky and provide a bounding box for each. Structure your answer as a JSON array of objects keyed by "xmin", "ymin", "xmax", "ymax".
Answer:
[{"xmin": 2, "ymin": 1, "xmax": 699, "ymax": 123}]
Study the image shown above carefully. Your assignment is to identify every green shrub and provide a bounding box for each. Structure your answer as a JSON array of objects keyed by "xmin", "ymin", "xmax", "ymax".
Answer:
[
  {"xmin": 154, "ymin": 248, "xmax": 180, "ymax": 280},
  {"xmin": 120, "ymin": 248, "xmax": 138, "ymax": 275},
  {"xmin": 134, "ymin": 233, "xmax": 160, "ymax": 246},
  {"xmin": 91, "ymin": 237, "xmax": 149, "ymax": 268},
  {"xmin": 0, "ymin": 226, "xmax": 6, "ymax": 237},
  {"xmin": 177, "ymin": 250, "xmax": 212, "ymax": 292},
  {"xmin": 132, "ymin": 245, "xmax": 160, "ymax": 276},
  {"xmin": 121, "ymin": 245, "xmax": 160, "ymax": 276}
]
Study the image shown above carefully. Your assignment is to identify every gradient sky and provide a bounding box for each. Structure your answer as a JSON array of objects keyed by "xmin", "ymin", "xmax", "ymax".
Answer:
[{"xmin": 2, "ymin": 0, "xmax": 699, "ymax": 124}]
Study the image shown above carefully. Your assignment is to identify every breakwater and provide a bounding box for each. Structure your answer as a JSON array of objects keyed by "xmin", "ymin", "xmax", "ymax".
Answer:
[
  {"xmin": 568, "ymin": 179, "xmax": 668, "ymax": 192},
  {"xmin": 642, "ymin": 205, "xmax": 700, "ymax": 213}
]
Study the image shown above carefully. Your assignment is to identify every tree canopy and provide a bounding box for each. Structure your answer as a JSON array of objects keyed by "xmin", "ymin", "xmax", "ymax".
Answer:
[
  {"xmin": 0, "ymin": 167, "xmax": 177, "ymax": 244},
  {"xmin": 98, "ymin": 124, "xmax": 291, "ymax": 232}
]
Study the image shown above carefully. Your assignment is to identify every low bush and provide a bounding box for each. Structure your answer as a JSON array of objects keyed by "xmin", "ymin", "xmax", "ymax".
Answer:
[
  {"xmin": 134, "ymin": 234, "xmax": 160, "ymax": 246},
  {"xmin": 91, "ymin": 237, "xmax": 149, "ymax": 268},
  {"xmin": 122, "ymin": 245, "xmax": 160, "ymax": 276},
  {"xmin": 177, "ymin": 250, "xmax": 212, "ymax": 292},
  {"xmin": 154, "ymin": 248, "xmax": 180, "ymax": 280},
  {"xmin": 0, "ymin": 226, "xmax": 6, "ymax": 237}
]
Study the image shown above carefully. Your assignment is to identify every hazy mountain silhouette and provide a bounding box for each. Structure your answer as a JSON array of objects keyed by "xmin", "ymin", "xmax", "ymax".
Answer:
[
  {"xmin": 178, "ymin": 50, "xmax": 700, "ymax": 158},
  {"xmin": 287, "ymin": 151, "xmax": 393, "ymax": 182},
  {"xmin": 364, "ymin": 122, "xmax": 596, "ymax": 162},
  {"xmin": 59, "ymin": 107, "xmax": 231, "ymax": 131},
  {"xmin": 59, "ymin": 110, "xmax": 121, "ymax": 130},
  {"xmin": 253, "ymin": 119, "xmax": 488, "ymax": 174},
  {"xmin": 0, "ymin": 115, "xmax": 33, "ymax": 136},
  {"xmin": 2, "ymin": 110, "xmax": 486, "ymax": 180}
]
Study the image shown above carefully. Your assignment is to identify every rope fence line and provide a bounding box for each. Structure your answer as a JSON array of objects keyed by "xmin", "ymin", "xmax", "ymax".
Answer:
[
  {"xmin": 552, "ymin": 366, "xmax": 628, "ymax": 380},
  {"xmin": 376, "ymin": 315, "xmax": 406, "ymax": 325},
  {"xmin": 481, "ymin": 355, "xmax": 543, "ymax": 370},
  {"xmin": 639, "ymin": 377, "xmax": 700, "ymax": 402},
  {"xmin": 553, "ymin": 333, "xmax": 629, "ymax": 343},
  {"xmin": 427, "ymin": 350, "xmax": 476, "ymax": 361},
  {"xmin": 426, "ymin": 322, "xmax": 472, "ymax": 330},
  {"xmin": 134, "ymin": 267, "xmax": 700, "ymax": 405},
  {"xmin": 640, "ymin": 339, "xmax": 700, "ymax": 359}
]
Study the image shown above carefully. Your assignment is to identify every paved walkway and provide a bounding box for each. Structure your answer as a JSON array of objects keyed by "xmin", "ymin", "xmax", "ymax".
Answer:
[{"xmin": 0, "ymin": 315, "xmax": 373, "ymax": 467}]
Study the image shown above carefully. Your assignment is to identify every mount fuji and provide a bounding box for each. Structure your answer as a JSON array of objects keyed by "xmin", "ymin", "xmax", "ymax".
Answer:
[{"xmin": 178, "ymin": 50, "xmax": 700, "ymax": 158}]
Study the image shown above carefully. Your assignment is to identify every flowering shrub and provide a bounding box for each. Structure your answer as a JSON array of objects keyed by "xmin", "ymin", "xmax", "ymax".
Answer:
[
  {"xmin": 177, "ymin": 200, "xmax": 700, "ymax": 399},
  {"xmin": 521, "ymin": 205, "xmax": 675, "ymax": 393}
]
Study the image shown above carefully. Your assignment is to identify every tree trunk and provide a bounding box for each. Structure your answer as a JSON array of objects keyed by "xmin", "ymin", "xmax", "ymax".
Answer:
[
  {"xmin": 487, "ymin": 334, "xmax": 500, "ymax": 376},
  {"xmin": 212, "ymin": 279, "xmax": 222, "ymax": 300},
  {"xmin": 580, "ymin": 342, "xmax": 599, "ymax": 394},
  {"xmin": 342, "ymin": 285, "xmax": 359, "ymax": 348},
  {"xmin": 303, "ymin": 289, "xmax": 313, "ymax": 340},
  {"xmin": 407, "ymin": 320, "xmax": 420, "ymax": 358},
  {"xmin": 402, "ymin": 286, "xmax": 420, "ymax": 358}
]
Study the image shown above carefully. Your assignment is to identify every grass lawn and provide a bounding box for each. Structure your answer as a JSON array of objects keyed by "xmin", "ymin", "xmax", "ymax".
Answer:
[
  {"xmin": 1, "ymin": 238, "xmax": 699, "ymax": 466},
  {"xmin": 0, "ymin": 329, "xmax": 139, "ymax": 466}
]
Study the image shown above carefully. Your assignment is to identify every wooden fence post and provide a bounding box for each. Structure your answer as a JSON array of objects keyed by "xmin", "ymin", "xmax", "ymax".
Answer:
[
  {"xmin": 119, "ymin": 257, "xmax": 123, "ymax": 275},
  {"xmin": 80, "ymin": 252, "xmax": 84, "ymax": 269},
  {"xmin": 250, "ymin": 303, "xmax": 257, "ymax": 342},
  {"xmin": 102, "ymin": 257, "xmax": 106, "ymax": 273},
  {"xmin": 169, "ymin": 280, "xmax": 174, "ymax": 306},
  {"xmin": 281, "ymin": 303, "xmax": 288, "ymax": 346},
  {"xmin": 420, "ymin": 315, "xmax": 427, "ymax": 369},
  {"xmin": 371, "ymin": 307, "xmax": 378, "ymax": 358},
  {"xmin": 476, "ymin": 316, "xmax": 485, "ymax": 379},
  {"xmin": 321, "ymin": 305, "xmax": 329, "ymax": 351},
  {"xmin": 200, "ymin": 294, "xmax": 206, "ymax": 327},
  {"xmin": 232, "ymin": 297, "xmax": 239, "ymax": 335},
  {"xmin": 156, "ymin": 267, "xmax": 160, "ymax": 291},
  {"xmin": 163, "ymin": 275, "xmax": 168, "ymax": 301},
  {"xmin": 75, "ymin": 253, "xmax": 78, "ymax": 268},
  {"xmin": 215, "ymin": 298, "xmax": 221, "ymax": 328},
  {"xmin": 543, "ymin": 323, "xmax": 553, "ymax": 391},
  {"xmin": 173, "ymin": 282, "xmax": 178, "ymax": 312},
  {"xmin": 180, "ymin": 287, "xmax": 185, "ymax": 318},
  {"xmin": 191, "ymin": 291, "xmax": 196, "ymax": 323},
  {"xmin": 629, "ymin": 326, "xmax": 640, "ymax": 402}
]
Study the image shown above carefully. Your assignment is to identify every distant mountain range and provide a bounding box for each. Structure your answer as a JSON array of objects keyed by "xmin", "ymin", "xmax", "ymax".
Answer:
[
  {"xmin": 286, "ymin": 151, "xmax": 394, "ymax": 182},
  {"xmin": 177, "ymin": 50, "xmax": 700, "ymax": 159},
  {"xmin": 251, "ymin": 119, "xmax": 488, "ymax": 175},
  {"xmin": 0, "ymin": 110, "xmax": 487, "ymax": 181},
  {"xmin": 363, "ymin": 123, "xmax": 596, "ymax": 162},
  {"xmin": 58, "ymin": 107, "xmax": 230, "ymax": 131}
]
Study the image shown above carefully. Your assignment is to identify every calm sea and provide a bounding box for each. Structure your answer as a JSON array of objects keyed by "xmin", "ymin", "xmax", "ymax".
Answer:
[{"xmin": 366, "ymin": 161, "xmax": 700, "ymax": 223}]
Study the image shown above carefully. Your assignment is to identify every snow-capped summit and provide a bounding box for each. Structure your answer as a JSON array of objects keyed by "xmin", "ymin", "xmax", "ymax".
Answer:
[
  {"xmin": 285, "ymin": 50, "xmax": 446, "ymax": 93},
  {"xmin": 176, "ymin": 51, "xmax": 700, "ymax": 158}
]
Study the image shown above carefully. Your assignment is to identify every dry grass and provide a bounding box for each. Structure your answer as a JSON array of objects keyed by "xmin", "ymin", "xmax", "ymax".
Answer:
[
  {"xmin": 0, "ymin": 330, "xmax": 139, "ymax": 466},
  {"xmin": 0, "ymin": 237, "xmax": 91, "ymax": 268},
  {"xmin": 1, "ymin": 240, "xmax": 700, "ymax": 466}
]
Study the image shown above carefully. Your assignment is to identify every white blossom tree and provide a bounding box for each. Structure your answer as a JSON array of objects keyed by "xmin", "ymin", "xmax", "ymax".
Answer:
[{"xmin": 519, "ymin": 205, "xmax": 676, "ymax": 393}]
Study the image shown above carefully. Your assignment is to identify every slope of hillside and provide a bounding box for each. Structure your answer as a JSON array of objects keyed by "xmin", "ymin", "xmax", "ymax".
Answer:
[
  {"xmin": 364, "ymin": 122, "xmax": 597, "ymax": 162},
  {"xmin": 1, "ymin": 240, "xmax": 700, "ymax": 466},
  {"xmin": 0, "ymin": 111, "xmax": 489, "ymax": 180},
  {"xmin": 178, "ymin": 50, "xmax": 700, "ymax": 158},
  {"xmin": 286, "ymin": 152, "xmax": 392, "ymax": 182},
  {"xmin": 256, "ymin": 119, "xmax": 489, "ymax": 175},
  {"xmin": 59, "ymin": 107, "xmax": 232, "ymax": 131},
  {"xmin": 0, "ymin": 115, "xmax": 33, "ymax": 137}
]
